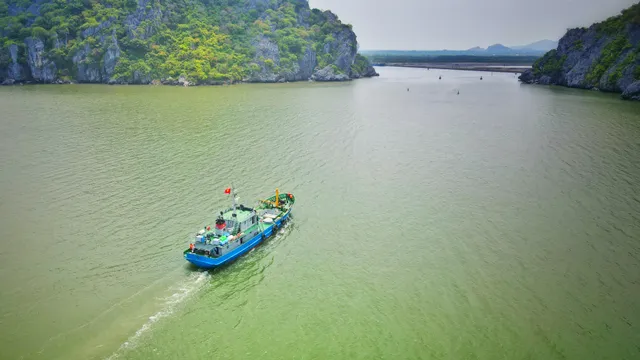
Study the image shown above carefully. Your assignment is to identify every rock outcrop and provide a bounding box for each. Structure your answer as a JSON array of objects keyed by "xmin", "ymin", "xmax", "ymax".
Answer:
[
  {"xmin": 622, "ymin": 80, "xmax": 640, "ymax": 100},
  {"xmin": 311, "ymin": 65, "xmax": 350, "ymax": 81},
  {"xmin": 246, "ymin": 36, "xmax": 283, "ymax": 83},
  {"xmin": 350, "ymin": 54, "xmax": 379, "ymax": 79},
  {"xmin": 25, "ymin": 37, "xmax": 56, "ymax": 83},
  {"xmin": 124, "ymin": 0, "xmax": 162, "ymax": 40},
  {"xmin": 320, "ymin": 13, "xmax": 358, "ymax": 75},
  {"xmin": 103, "ymin": 33, "xmax": 122, "ymax": 80},
  {"xmin": 0, "ymin": 0, "xmax": 377, "ymax": 85},
  {"xmin": 352, "ymin": 65, "xmax": 378, "ymax": 79},
  {"xmin": 2, "ymin": 44, "xmax": 26, "ymax": 83},
  {"xmin": 244, "ymin": 7, "xmax": 376, "ymax": 83},
  {"xmin": 73, "ymin": 25, "xmax": 122, "ymax": 83},
  {"xmin": 518, "ymin": 3, "xmax": 640, "ymax": 101}
]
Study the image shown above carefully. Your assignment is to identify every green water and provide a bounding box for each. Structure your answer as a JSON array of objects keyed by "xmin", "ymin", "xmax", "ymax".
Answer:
[{"xmin": 1, "ymin": 68, "xmax": 640, "ymax": 360}]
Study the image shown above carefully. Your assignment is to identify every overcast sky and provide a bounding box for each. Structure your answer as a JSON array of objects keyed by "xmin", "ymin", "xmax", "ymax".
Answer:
[{"xmin": 309, "ymin": 0, "xmax": 639, "ymax": 50}]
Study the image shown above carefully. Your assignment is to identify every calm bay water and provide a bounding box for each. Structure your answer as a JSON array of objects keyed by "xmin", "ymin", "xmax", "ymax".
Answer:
[{"xmin": 1, "ymin": 67, "xmax": 639, "ymax": 360}]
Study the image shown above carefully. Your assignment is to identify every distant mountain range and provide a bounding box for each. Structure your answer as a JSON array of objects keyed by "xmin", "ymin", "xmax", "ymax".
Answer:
[
  {"xmin": 511, "ymin": 40, "xmax": 559, "ymax": 51},
  {"xmin": 467, "ymin": 40, "xmax": 559, "ymax": 55},
  {"xmin": 362, "ymin": 40, "xmax": 559, "ymax": 57}
]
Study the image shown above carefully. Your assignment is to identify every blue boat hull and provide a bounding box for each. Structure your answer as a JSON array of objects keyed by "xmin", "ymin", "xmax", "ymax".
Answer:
[{"xmin": 184, "ymin": 210, "xmax": 291, "ymax": 269}]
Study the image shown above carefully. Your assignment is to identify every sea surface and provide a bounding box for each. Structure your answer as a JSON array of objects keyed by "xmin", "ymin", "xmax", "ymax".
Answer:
[{"xmin": 1, "ymin": 67, "xmax": 639, "ymax": 360}]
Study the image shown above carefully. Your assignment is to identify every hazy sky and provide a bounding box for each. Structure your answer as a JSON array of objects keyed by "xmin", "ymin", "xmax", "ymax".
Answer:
[{"xmin": 309, "ymin": 0, "xmax": 639, "ymax": 50}]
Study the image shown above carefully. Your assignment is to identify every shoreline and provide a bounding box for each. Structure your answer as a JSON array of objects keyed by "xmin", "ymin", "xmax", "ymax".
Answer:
[
  {"xmin": 376, "ymin": 63, "xmax": 531, "ymax": 74},
  {"xmin": 0, "ymin": 76, "xmax": 379, "ymax": 87}
]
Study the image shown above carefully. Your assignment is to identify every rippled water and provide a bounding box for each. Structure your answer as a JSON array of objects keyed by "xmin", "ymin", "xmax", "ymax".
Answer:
[{"xmin": 1, "ymin": 67, "xmax": 639, "ymax": 360}]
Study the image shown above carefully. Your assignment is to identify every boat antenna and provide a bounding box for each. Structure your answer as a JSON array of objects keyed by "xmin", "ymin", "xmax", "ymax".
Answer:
[{"xmin": 231, "ymin": 183, "xmax": 237, "ymax": 215}]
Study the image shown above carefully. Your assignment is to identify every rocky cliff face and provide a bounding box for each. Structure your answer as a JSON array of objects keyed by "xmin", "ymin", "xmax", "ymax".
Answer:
[
  {"xmin": 0, "ymin": 0, "xmax": 377, "ymax": 85},
  {"xmin": 24, "ymin": 37, "xmax": 56, "ymax": 82},
  {"xmin": 245, "ymin": 7, "xmax": 377, "ymax": 83},
  {"xmin": 0, "ymin": 43, "xmax": 25, "ymax": 84},
  {"xmin": 518, "ymin": 3, "xmax": 640, "ymax": 100}
]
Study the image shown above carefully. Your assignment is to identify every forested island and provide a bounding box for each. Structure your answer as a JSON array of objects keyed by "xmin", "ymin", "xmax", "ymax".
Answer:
[
  {"xmin": 0, "ymin": 0, "xmax": 378, "ymax": 85},
  {"xmin": 519, "ymin": 3, "xmax": 640, "ymax": 101}
]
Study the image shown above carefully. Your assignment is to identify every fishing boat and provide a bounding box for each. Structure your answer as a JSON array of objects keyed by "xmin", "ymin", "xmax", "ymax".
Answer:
[{"xmin": 183, "ymin": 187, "xmax": 295, "ymax": 269}]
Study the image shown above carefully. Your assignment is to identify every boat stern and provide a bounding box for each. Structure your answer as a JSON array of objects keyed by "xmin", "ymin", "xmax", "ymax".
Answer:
[{"xmin": 184, "ymin": 250, "xmax": 224, "ymax": 269}]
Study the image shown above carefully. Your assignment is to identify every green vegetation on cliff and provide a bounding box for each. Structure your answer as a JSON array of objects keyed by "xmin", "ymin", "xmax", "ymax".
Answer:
[
  {"xmin": 608, "ymin": 47, "xmax": 638, "ymax": 86},
  {"xmin": 0, "ymin": 0, "xmax": 374, "ymax": 83},
  {"xmin": 572, "ymin": 39, "xmax": 583, "ymax": 50},
  {"xmin": 595, "ymin": 2, "xmax": 640, "ymax": 35},
  {"xmin": 532, "ymin": 49, "xmax": 566, "ymax": 78},
  {"xmin": 350, "ymin": 53, "xmax": 370, "ymax": 74},
  {"xmin": 586, "ymin": 35, "xmax": 632, "ymax": 85}
]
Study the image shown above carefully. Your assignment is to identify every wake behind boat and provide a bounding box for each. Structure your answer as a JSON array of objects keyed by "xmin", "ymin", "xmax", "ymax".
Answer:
[{"xmin": 184, "ymin": 187, "xmax": 294, "ymax": 269}]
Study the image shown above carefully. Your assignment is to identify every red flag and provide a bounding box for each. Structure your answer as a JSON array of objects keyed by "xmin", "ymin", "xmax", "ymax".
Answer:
[{"xmin": 224, "ymin": 188, "xmax": 231, "ymax": 194}]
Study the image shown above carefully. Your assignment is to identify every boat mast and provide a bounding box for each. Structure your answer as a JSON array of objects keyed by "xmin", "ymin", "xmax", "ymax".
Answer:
[
  {"xmin": 231, "ymin": 183, "xmax": 237, "ymax": 215},
  {"xmin": 231, "ymin": 183, "xmax": 241, "ymax": 234},
  {"xmin": 231, "ymin": 183, "xmax": 236, "ymax": 214}
]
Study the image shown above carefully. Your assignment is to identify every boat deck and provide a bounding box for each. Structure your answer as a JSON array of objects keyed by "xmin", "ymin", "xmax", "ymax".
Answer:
[{"xmin": 222, "ymin": 208, "xmax": 253, "ymax": 222}]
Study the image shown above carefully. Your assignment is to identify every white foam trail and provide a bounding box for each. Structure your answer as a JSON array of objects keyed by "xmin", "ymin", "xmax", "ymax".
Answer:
[{"xmin": 106, "ymin": 271, "xmax": 209, "ymax": 359}]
